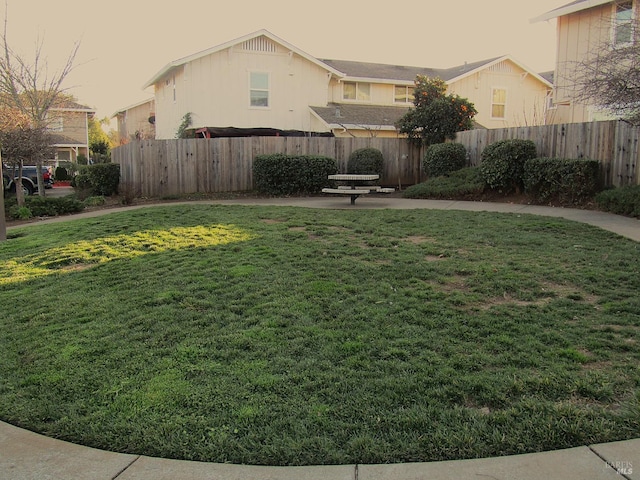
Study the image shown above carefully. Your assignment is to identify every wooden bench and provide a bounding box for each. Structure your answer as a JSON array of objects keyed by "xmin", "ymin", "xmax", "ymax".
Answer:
[{"xmin": 321, "ymin": 188, "xmax": 370, "ymax": 204}]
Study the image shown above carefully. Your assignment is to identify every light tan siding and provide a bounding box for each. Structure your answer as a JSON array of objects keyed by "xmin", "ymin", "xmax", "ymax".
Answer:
[{"xmin": 154, "ymin": 41, "xmax": 332, "ymax": 138}]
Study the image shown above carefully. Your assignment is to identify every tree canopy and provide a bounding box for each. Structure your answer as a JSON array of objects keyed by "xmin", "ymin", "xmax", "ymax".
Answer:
[{"xmin": 396, "ymin": 76, "xmax": 477, "ymax": 146}]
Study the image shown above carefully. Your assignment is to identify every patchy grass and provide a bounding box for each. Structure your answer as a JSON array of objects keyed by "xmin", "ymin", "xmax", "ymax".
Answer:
[{"xmin": 0, "ymin": 204, "xmax": 639, "ymax": 466}]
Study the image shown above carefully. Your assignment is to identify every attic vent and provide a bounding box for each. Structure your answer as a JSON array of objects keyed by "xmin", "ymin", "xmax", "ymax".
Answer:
[
  {"xmin": 242, "ymin": 36, "xmax": 277, "ymax": 53},
  {"xmin": 488, "ymin": 61, "xmax": 513, "ymax": 74}
]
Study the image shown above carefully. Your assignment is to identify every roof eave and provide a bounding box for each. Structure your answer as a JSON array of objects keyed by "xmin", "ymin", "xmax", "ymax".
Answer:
[
  {"xmin": 531, "ymin": 0, "xmax": 612, "ymax": 22},
  {"xmin": 447, "ymin": 55, "xmax": 554, "ymax": 88}
]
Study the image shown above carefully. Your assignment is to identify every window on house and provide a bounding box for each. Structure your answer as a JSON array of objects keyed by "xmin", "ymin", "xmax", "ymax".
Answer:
[
  {"xmin": 56, "ymin": 151, "xmax": 71, "ymax": 161},
  {"xmin": 614, "ymin": 1, "xmax": 634, "ymax": 45},
  {"xmin": 250, "ymin": 72, "xmax": 269, "ymax": 107},
  {"xmin": 172, "ymin": 75, "xmax": 176, "ymax": 102},
  {"xmin": 394, "ymin": 85, "xmax": 414, "ymax": 103},
  {"xmin": 343, "ymin": 81, "xmax": 370, "ymax": 101},
  {"xmin": 491, "ymin": 88, "xmax": 507, "ymax": 118}
]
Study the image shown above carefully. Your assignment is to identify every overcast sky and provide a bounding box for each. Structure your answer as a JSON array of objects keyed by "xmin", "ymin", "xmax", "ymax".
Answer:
[{"xmin": 2, "ymin": 0, "xmax": 564, "ymax": 125}]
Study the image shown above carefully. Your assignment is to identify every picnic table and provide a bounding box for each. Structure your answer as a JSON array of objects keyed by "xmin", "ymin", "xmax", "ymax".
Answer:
[{"xmin": 322, "ymin": 174, "xmax": 394, "ymax": 204}]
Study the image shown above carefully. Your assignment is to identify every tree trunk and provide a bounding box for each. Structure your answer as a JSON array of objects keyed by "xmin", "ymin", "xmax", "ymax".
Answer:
[
  {"xmin": 15, "ymin": 162, "xmax": 25, "ymax": 207},
  {"xmin": 36, "ymin": 158, "xmax": 45, "ymax": 196}
]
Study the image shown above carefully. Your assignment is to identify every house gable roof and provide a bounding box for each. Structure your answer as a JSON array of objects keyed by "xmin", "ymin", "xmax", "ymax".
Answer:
[
  {"xmin": 531, "ymin": 0, "xmax": 613, "ymax": 22},
  {"xmin": 322, "ymin": 55, "xmax": 553, "ymax": 88},
  {"xmin": 51, "ymin": 99, "xmax": 95, "ymax": 113},
  {"xmin": 142, "ymin": 29, "xmax": 345, "ymax": 89}
]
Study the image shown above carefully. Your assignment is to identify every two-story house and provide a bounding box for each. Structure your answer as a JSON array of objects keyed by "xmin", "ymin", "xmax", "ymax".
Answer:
[
  {"xmin": 47, "ymin": 99, "xmax": 95, "ymax": 163},
  {"xmin": 533, "ymin": 0, "xmax": 638, "ymax": 124},
  {"xmin": 112, "ymin": 98, "xmax": 156, "ymax": 144},
  {"xmin": 137, "ymin": 30, "xmax": 552, "ymax": 140}
]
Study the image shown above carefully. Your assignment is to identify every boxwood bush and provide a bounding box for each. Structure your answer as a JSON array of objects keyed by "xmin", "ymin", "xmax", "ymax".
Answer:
[
  {"xmin": 523, "ymin": 157, "xmax": 601, "ymax": 205},
  {"xmin": 595, "ymin": 185, "xmax": 640, "ymax": 217},
  {"xmin": 423, "ymin": 143, "xmax": 467, "ymax": 177},
  {"xmin": 347, "ymin": 148, "xmax": 384, "ymax": 176},
  {"xmin": 254, "ymin": 154, "xmax": 338, "ymax": 195},
  {"xmin": 480, "ymin": 139, "xmax": 537, "ymax": 192}
]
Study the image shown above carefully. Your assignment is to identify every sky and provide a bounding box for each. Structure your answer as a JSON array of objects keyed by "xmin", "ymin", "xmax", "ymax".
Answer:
[{"xmin": 2, "ymin": 0, "xmax": 565, "ymax": 128}]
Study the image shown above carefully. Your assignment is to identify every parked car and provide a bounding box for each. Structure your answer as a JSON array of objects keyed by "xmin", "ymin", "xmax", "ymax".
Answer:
[{"xmin": 2, "ymin": 165, "xmax": 53, "ymax": 196}]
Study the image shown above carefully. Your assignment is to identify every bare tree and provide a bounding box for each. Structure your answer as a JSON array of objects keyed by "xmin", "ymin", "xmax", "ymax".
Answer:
[
  {"xmin": 571, "ymin": 42, "xmax": 640, "ymax": 124},
  {"xmin": 565, "ymin": 9, "xmax": 640, "ymax": 125},
  {"xmin": 0, "ymin": 2, "xmax": 80, "ymax": 195}
]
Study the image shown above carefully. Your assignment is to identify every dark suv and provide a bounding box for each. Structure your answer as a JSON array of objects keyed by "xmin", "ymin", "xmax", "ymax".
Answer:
[{"xmin": 2, "ymin": 165, "xmax": 53, "ymax": 196}]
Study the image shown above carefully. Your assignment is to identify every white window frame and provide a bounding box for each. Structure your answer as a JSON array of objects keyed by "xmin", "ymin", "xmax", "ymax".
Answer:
[
  {"xmin": 491, "ymin": 87, "xmax": 508, "ymax": 119},
  {"xmin": 612, "ymin": 0, "xmax": 634, "ymax": 46},
  {"xmin": 394, "ymin": 85, "xmax": 414, "ymax": 104},
  {"xmin": 249, "ymin": 71, "xmax": 270, "ymax": 108},
  {"xmin": 343, "ymin": 81, "xmax": 371, "ymax": 102}
]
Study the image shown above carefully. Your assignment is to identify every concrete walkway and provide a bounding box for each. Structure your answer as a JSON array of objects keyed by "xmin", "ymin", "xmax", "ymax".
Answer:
[
  {"xmin": 1, "ymin": 421, "xmax": 637, "ymax": 479},
  {"xmin": 10, "ymin": 193, "xmax": 640, "ymax": 242},
  {"xmin": 2, "ymin": 194, "xmax": 639, "ymax": 479}
]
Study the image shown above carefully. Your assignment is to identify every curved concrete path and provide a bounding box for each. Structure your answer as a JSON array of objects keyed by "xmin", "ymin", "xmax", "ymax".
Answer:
[{"xmin": 2, "ymin": 195, "xmax": 639, "ymax": 479}]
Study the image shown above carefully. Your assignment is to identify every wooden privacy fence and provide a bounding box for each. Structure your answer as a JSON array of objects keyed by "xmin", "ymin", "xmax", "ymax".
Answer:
[
  {"xmin": 112, "ymin": 137, "xmax": 422, "ymax": 198},
  {"xmin": 112, "ymin": 120, "xmax": 640, "ymax": 197},
  {"xmin": 455, "ymin": 120, "xmax": 640, "ymax": 188}
]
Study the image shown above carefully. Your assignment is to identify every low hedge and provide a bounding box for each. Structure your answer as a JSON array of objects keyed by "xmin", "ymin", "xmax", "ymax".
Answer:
[
  {"xmin": 423, "ymin": 143, "xmax": 467, "ymax": 177},
  {"xmin": 4, "ymin": 195, "xmax": 84, "ymax": 220},
  {"xmin": 403, "ymin": 167, "xmax": 485, "ymax": 199},
  {"xmin": 595, "ymin": 185, "xmax": 640, "ymax": 217},
  {"xmin": 523, "ymin": 157, "xmax": 601, "ymax": 205},
  {"xmin": 254, "ymin": 154, "xmax": 338, "ymax": 195}
]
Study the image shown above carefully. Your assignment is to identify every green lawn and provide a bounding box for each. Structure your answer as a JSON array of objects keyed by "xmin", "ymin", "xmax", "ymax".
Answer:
[{"xmin": 0, "ymin": 204, "xmax": 639, "ymax": 466}]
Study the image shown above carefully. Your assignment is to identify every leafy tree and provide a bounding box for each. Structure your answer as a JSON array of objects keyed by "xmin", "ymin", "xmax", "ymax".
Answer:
[
  {"xmin": 396, "ymin": 76, "xmax": 477, "ymax": 146},
  {"xmin": 176, "ymin": 112, "xmax": 193, "ymax": 139},
  {"xmin": 89, "ymin": 116, "xmax": 113, "ymax": 161}
]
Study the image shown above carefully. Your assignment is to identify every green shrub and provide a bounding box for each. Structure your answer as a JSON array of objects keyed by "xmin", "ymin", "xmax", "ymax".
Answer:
[
  {"xmin": 86, "ymin": 163, "xmax": 120, "ymax": 196},
  {"xmin": 423, "ymin": 143, "xmax": 467, "ymax": 177},
  {"xmin": 4, "ymin": 195, "xmax": 84, "ymax": 219},
  {"xmin": 523, "ymin": 158, "xmax": 601, "ymax": 205},
  {"xmin": 253, "ymin": 154, "xmax": 338, "ymax": 195},
  {"xmin": 403, "ymin": 167, "xmax": 485, "ymax": 199},
  {"xmin": 73, "ymin": 163, "xmax": 120, "ymax": 197},
  {"xmin": 54, "ymin": 166, "xmax": 69, "ymax": 181},
  {"xmin": 480, "ymin": 139, "xmax": 537, "ymax": 192},
  {"xmin": 83, "ymin": 196, "xmax": 106, "ymax": 207},
  {"xmin": 347, "ymin": 148, "xmax": 384, "ymax": 177},
  {"xmin": 9, "ymin": 206, "xmax": 33, "ymax": 220},
  {"xmin": 595, "ymin": 185, "xmax": 640, "ymax": 217}
]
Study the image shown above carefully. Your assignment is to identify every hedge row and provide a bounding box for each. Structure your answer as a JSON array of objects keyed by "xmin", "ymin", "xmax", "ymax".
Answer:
[
  {"xmin": 4, "ymin": 195, "xmax": 84, "ymax": 220},
  {"xmin": 254, "ymin": 154, "xmax": 338, "ymax": 195},
  {"xmin": 523, "ymin": 157, "xmax": 601, "ymax": 204}
]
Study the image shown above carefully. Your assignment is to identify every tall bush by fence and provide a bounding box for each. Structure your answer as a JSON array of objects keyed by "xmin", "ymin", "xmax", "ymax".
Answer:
[{"xmin": 113, "ymin": 120, "xmax": 640, "ymax": 197}]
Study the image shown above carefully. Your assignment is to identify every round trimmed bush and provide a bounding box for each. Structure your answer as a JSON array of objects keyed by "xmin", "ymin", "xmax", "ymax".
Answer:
[
  {"xmin": 480, "ymin": 139, "xmax": 537, "ymax": 192},
  {"xmin": 54, "ymin": 166, "xmax": 69, "ymax": 181},
  {"xmin": 347, "ymin": 148, "xmax": 384, "ymax": 176},
  {"xmin": 423, "ymin": 143, "xmax": 467, "ymax": 177}
]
